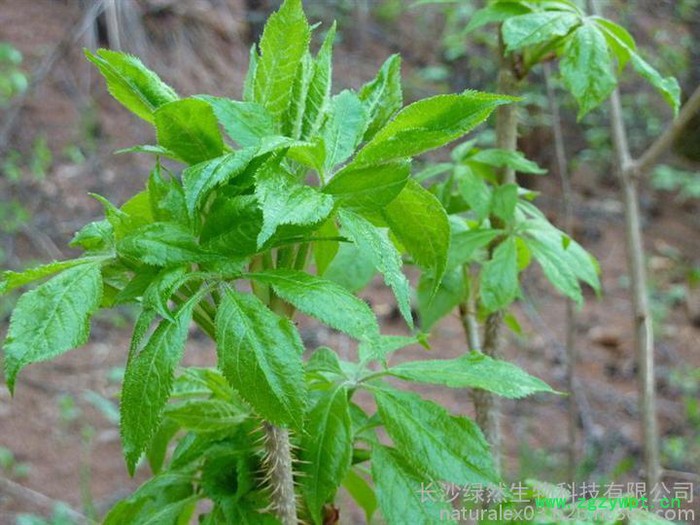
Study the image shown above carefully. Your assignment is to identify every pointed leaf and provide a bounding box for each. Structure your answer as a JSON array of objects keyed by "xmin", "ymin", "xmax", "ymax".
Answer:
[
  {"xmin": 302, "ymin": 24, "xmax": 336, "ymax": 138},
  {"xmin": 356, "ymin": 91, "xmax": 513, "ymax": 164},
  {"xmin": 630, "ymin": 53, "xmax": 680, "ymax": 115},
  {"xmin": 502, "ymin": 11, "xmax": 581, "ymax": 52},
  {"xmin": 85, "ymin": 49, "xmax": 178, "ymax": 123},
  {"xmin": 196, "ymin": 96, "xmax": 275, "ymax": 148},
  {"xmin": 417, "ymin": 267, "xmax": 466, "ymax": 331},
  {"xmin": 358, "ymin": 54, "xmax": 403, "ymax": 142},
  {"xmin": 121, "ymin": 299, "xmax": 195, "ymax": 473},
  {"xmin": 300, "ymin": 385, "xmax": 352, "ymax": 522},
  {"xmin": 339, "ymin": 209, "xmax": 412, "ymax": 327},
  {"xmin": 215, "ymin": 287, "xmax": 306, "ymax": 429},
  {"xmin": 3, "ymin": 264, "xmax": 102, "ymax": 392},
  {"xmin": 322, "ymin": 90, "xmax": 368, "ymax": 172},
  {"xmin": 480, "ymin": 236, "xmax": 519, "ymax": 312},
  {"xmin": 388, "ymin": 351, "xmax": 555, "ymax": 398},
  {"xmin": 118, "ymin": 222, "xmax": 216, "ymax": 266},
  {"xmin": 323, "ymin": 160, "xmax": 409, "ymax": 212},
  {"xmin": 1, "ymin": 257, "xmax": 108, "ymax": 295}
]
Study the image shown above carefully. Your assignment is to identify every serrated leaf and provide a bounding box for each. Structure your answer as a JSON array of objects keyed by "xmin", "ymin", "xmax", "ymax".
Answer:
[
  {"xmin": 142, "ymin": 266, "xmax": 189, "ymax": 321},
  {"xmin": 164, "ymin": 399, "xmax": 247, "ymax": 432},
  {"xmin": 85, "ymin": 49, "xmax": 178, "ymax": 123},
  {"xmin": 323, "ymin": 241, "xmax": 376, "ymax": 292},
  {"xmin": 312, "ymin": 218, "xmax": 339, "ymax": 276},
  {"xmin": 371, "ymin": 445, "xmax": 455, "ymax": 525},
  {"xmin": 339, "ymin": 209, "xmax": 412, "ymax": 327},
  {"xmin": 182, "ymin": 148, "xmax": 257, "ymax": 215},
  {"xmin": 323, "ymin": 160, "xmax": 409, "ymax": 212},
  {"xmin": 457, "ymin": 165, "xmax": 493, "ymax": 222},
  {"xmin": 358, "ymin": 335, "xmax": 418, "ymax": 364},
  {"xmin": 359, "ymin": 54, "xmax": 403, "ymax": 142},
  {"xmin": 148, "ymin": 166, "xmax": 189, "ymax": 227},
  {"xmin": 356, "ymin": 91, "xmax": 512, "ymax": 164},
  {"xmin": 480, "ymin": 236, "xmax": 519, "ymax": 312},
  {"xmin": 417, "ymin": 267, "xmax": 466, "ymax": 331},
  {"xmin": 302, "ymin": 23, "xmax": 336, "ymax": 139},
  {"xmin": 383, "ymin": 180, "xmax": 450, "ymax": 287},
  {"xmin": 248, "ymin": 269, "xmax": 379, "ymax": 341},
  {"xmin": 593, "ymin": 17, "xmax": 636, "ymax": 70},
  {"xmin": 502, "ymin": 11, "xmax": 581, "ymax": 52},
  {"xmin": 526, "ymin": 236, "xmax": 583, "ymax": 304},
  {"xmin": 471, "ymin": 149, "xmax": 546, "ymax": 174},
  {"xmin": 447, "ymin": 228, "xmax": 501, "ymax": 269},
  {"xmin": 284, "ymin": 52, "xmax": 314, "ymax": 139},
  {"xmin": 253, "ymin": 0, "xmax": 311, "ymax": 122},
  {"xmin": 196, "ymin": 95, "xmax": 275, "ymax": 148},
  {"xmin": 121, "ymin": 299, "xmax": 196, "ymax": 473},
  {"xmin": 1, "ymin": 257, "xmax": 108, "ymax": 295},
  {"xmin": 630, "ymin": 52, "xmax": 680, "ymax": 115},
  {"xmin": 374, "ymin": 388, "xmax": 497, "ymax": 485},
  {"xmin": 201, "ymin": 195, "xmax": 262, "ymax": 257},
  {"xmin": 254, "ymin": 163, "xmax": 334, "ymax": 247},
  {"xmin": 154, "ymin": 98, "xmax": 223, "ymax": 165},
  {"xmin": 465, "ymin": 2, "xmax": 531, "ymax": 35},
  {"xmin": 491, "ymin": 183, "xmax": 519, "ymax": 223},
  {"xmin": 215, "ymin": 286, "xmax": 306, "ymax": 429},
  {"xmin": 388, "ymin": 351, "xmax": 555, "ymax": 398},
  {"xmin": 560, "ymin": 23, "xmax": 617, "ymax": 119},
  {"xmin": 70, "ymin": 219, "xmax": 114, "ymax": 252},
  {"xmin": 300, "ymin": 385, "xmax": 352, "ymax": 523},
  {"xmin": 3, "ymin": 264, "xmax": 102, "ymax": 392},
  {"xmin": 243, "ymin": 44, "xmax": 258, "ymax": 103},
  {"xmin": 322, "ymin": 90, "xmax": 368, "ymax": 172},
  {"xmin": 118, "ymin": 222, "xmax": 216, "ymax": 266}
]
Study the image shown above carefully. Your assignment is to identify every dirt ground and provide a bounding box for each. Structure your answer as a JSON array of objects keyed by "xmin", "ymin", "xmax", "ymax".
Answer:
[{"xmin": 0, "ymin": 1, "xmax": 699, "ymax": 523}]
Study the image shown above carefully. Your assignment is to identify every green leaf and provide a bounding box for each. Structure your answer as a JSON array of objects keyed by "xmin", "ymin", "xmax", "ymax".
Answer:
[
  {"xmin": 200, "ymin": 195, "xmax": 262, "ymax": 257},
  {"xmin": 491, "ymin": 183, "xmax": 519, "ymax": 223},
  {"xmin": 480, "ymin": 236, "xmax": 519, "ymax": 312},
  {"xmin": 148, "ymin": 166, "xmax": 189, "ymax": 227},
  {"xmin": 526, "ymin": 236, "xmax": 583, "ymax": 303},
  {"xmin": 470, "ymin": 149, "xmax": 546, "ymax": 174},
  {"xmin": 339, "ymin": 209, "xmax": 412, "ymax": 327},
  {"xmin": 142, "ymin": 266, "xmax": 189, "ymax": 321},
  {"xmin": 253, "ymin": 0, "xmax": 311, "ymax": 122},
  {"xmin": 154, "ymin": 98, "xmax": 223, "ymax": 165},
  {"xmin": 255, "ymin": 163, "xmax": 335, "ymax": 246},
  {"xmin": 3, "ymin": 264, "xmax": 102, "ymax": 392},
  {"xmin": 118, "ymin": 222, "xmax": 216, "ymax": 266},
  {"xmin": 502, "ymin": 11, "xmax": 581, "ymax": 52},
  {"xmin": 374, "ymin": 388, "xmax": 497, "ymax": 485},
  {"xmin": 593, "ymin": 17, "xmax": 636, "ymax": 69},
  {"xmin": 457, "ymin": 166, "xmax": 492, "ymax": 222},
  {"xmin": 630, "ymin": 53, "xmax": 681, "ymax": 116},
  {"xmin": 70, "ymin": 219, "xmax": 114, "ymax": 252},
  {"xmin": 215, "ymin": 286, "xmax": 306, "ymax": 429},
  {"xmin": 182, "ymin": 148, "xmax": 257, "ymax": 215},
  {"xmin": 383, "ymin": 180, "xmax": 450, "ymax": 288},
  {"xmin": 371, "ymin": 445, "xmax": 455, "ymax": 525},
  {"xmin": 388, "ymin": 351, "xmax": 555, "ymax": 398},
  {"xmin": 417, "ymin": 267, "xmax": 466, "ymax": 331},
  {"xmin": 312, "ymin": 218, "xmax": 339, "ymax": 276},
  {"xmin": 358, "ymin": 335, "xmax": 418, "ymax": 364},
  {"xmin": 356, "ymin": 91, "xmax": 513, "ymax": 164},
  {"xmin": 358, "ymin": 54, "xmax": 403, "ymax": 142},
  {"xmin": 301, "ymin": 23, "xmax": 336, "ymax": 138},
  {"xmin": 560, "ymin": 23, "xmax": 617, "ymax": 119},
  {"xmin": 342, "ymin": 468, "xmax": 378, "ymax": 523},
  {"xmin": 323, "ymin": 160, "xmax": 410, "ymax": 212},
  {"xmin": 195, "ymin": 96, "xmax": 275, "ymax": 148},
  {"xmin": 323, "ymin": 241, "xmax": 376, "ymax": 292},
  {"xmin": 1, "ymin": 257, "xmax": 108, "ymax": 295},
  {"xmin": 284, "ymin": 53, "xmax": 314, "ymax": 139},
  {"xmin": 164, "ymin": 399, "xmax": 247, "ymax": 433},
  {"xmin": 243, "ymin": 44, "xmax": 258, "ymax": 103},
  {"xmin": 300, "ymin": 385, "xmax": 352, "ymax": 523},
  {"xmin": 322, "ymin": 90, "xmax": 368, "ymax": 172},
  {"xmin": 121, "ymin": 298, "xmax": 196, "ymax": 473},
  {"xmin": 85, "ymin": 49, "xmax": 178, "ymax": 123},
  {"xmin": 447, "ymin": 227, "xmax": 501, "ymax": 269},
  {"xmin": 248, "ymin": 269, "xmax": 379, "ymax": 341},
  {"xmin": 465, "ymin": 2, "xmax": 531, "ymax": 35}
]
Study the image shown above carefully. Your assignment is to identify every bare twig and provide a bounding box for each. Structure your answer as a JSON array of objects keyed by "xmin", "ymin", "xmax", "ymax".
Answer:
[
  {"xmin": 0, "ymin": 0, "xmax": 105, "ymax": 156},
  {"xmin": 0, "ymin": 476, "xmax": 90, "ymax": 524}
]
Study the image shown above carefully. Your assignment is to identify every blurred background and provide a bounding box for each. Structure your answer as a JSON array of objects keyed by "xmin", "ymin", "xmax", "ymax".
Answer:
[{"xmin": 0, "ymin": 0, "xmax": 698, "ymax": 523}]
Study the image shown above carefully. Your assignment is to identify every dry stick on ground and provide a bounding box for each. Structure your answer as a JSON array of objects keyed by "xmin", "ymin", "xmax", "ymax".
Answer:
[
  {"xmin": 0, "ymin": 476, "xmax": 90, "ymax": 524},
  {"xmin": 471, "ymin": 34, "xmax": 520, "ymax": 476},
  {"xmin": 0, "ymin": 0, "xmax": 105, "ymax": 157},
  {"xmin": 543, "ymin": 62, "xmax": 579, "ymax": 481},
  {"xmin": 588, "ymin": 0, "xmax": 700, "ymax": 493}
]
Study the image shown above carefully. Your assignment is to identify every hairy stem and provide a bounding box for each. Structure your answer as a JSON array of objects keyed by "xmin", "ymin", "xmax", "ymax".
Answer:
[
  {"xmin": 263, "ymin": 422, "xmax": 298, "ymax": 525},
  {"xmin": 544, "ymin": 62, "xmax": 578, "ymax": 481}
]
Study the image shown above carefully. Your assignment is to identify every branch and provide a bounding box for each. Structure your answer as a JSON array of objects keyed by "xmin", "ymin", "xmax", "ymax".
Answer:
[
  {"xmin": 633, "ymin": 83, "xmax": 700, "ymax": 174},
  {"xmin": 0, "ymin": 476, "xmax": 90, "ymax": 524}
]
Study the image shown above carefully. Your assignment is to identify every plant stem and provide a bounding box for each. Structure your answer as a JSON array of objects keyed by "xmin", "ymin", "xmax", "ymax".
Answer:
[
  {"xmin": 544, "ymin": 62, "xmax": 578, "ymax": 482},
  {"xmin": 263, "ymin": 422, "xmax": 298, "ymax": 525}
]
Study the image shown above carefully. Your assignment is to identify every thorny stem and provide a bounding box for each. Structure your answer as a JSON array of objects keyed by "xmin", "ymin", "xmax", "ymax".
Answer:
[
  {"xmin": 544, "ymin": 62, "xmax": 579, "ymax": 481},
  {"xmin": 262, "ymin": 422, "xmax": 298, "ymax": 525}
]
